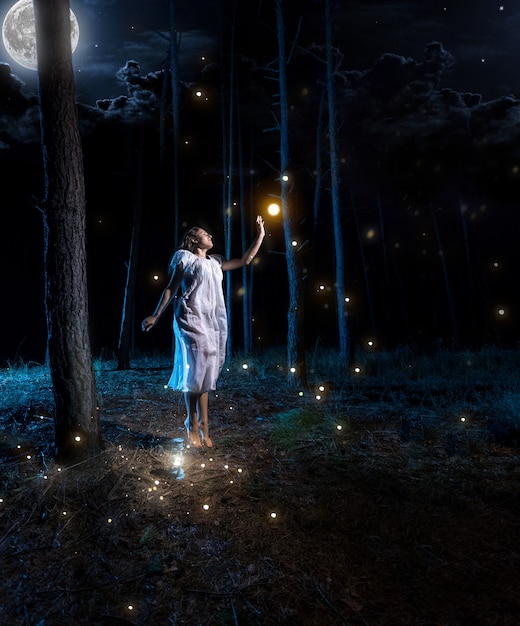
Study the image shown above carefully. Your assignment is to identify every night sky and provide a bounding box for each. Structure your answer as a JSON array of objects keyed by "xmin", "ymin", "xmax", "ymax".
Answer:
[{"xmin": 0, "ymin": 0, "xmax": 519, "ymax": 363}]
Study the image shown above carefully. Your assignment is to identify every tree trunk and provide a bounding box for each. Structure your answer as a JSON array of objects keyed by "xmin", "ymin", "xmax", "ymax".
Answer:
[
  {"xmin": 275, "ymin": 0, "xmax": 307, "ymax": 387},
  {"xmin": 220, "ymin": 9, "xmax": 235, "ymax": 357},
  {"xmin": 169, "ymin": 0, "xmax": 181, "ymax": 245},
  {"xmin": 325, "ymin": 0, "xmax": 350, "ymax": 364},
  {"xmin": 34, "ymin": 0, "xmax": 102, "ymax": 462}
]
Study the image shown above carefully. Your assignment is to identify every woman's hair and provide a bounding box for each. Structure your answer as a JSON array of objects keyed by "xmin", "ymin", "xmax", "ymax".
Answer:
[
  {"xmin": 179, "ymin": 227, "xmax": 201, "ymax": 252},
  {"xmin": 168, "ymin": 227, "xmax": 202, "ymax": 274}
]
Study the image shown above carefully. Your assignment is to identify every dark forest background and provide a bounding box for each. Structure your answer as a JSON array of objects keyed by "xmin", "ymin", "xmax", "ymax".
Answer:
[{"xmin": 0, "ymin": 1, "xmax": 519, "ymax": 365}]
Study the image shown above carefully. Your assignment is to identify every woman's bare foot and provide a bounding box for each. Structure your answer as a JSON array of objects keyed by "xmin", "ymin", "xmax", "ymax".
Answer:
[
  {"xmin": 184, "ymin": 418, "xmax": 202, "ymax": 447},
  {"xmin": 202, "ymin": 434, "xmax": 213, "ymax": 448}
]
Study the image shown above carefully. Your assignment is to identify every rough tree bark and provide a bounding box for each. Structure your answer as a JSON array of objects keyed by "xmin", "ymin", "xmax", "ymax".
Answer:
[{"xmin": 34, "ymin": 0, "xmax": 102, "ymax": 462}]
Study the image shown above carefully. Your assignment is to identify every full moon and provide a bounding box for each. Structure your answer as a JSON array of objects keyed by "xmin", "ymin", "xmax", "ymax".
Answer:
[{"xmin": 2, "ymin": 0, "xmax": 80, "ymax": 71}]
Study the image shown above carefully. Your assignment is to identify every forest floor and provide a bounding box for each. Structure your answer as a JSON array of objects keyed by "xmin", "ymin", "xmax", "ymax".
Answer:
[{"xmin": 0, "ymin": 348, "xmax": 520, "ymax": 626}]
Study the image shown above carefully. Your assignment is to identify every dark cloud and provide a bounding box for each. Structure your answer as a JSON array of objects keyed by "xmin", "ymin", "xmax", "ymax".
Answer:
[
  {"xmin": 342, "ymin": 42, "xmax": 520, "ymax": 149},
  {"xmin": 94, "ymin": 60, "xmax": 161, "ymax": 118},
  {"xmin": 0, "ymin": 62, "xmax": 32, "ymax": 113}
]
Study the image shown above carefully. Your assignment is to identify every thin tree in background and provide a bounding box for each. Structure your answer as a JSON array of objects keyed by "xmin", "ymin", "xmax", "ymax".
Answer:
[
  {"xmin": 275, "ymin": 0, "xmax": 307, "ymax": 387},
  {"xmin": 169, "ymin": 0, "xmax": 181, "ymax": 245},
  {"xmin": 325, "ymin": 0, "xmax": 350, "ymax": 362},
  {"xmin": 237, "ymin": 97, "xmax": 252, "ymax": 353},
  {"xmin": 429, "ymin": 199, "xmax": 460, "ymax": 346},
  {"xmin": 220, "ymin": 5, "xmax": 236, "ymax": 356},
  {"xmin": 34, "ymin": 0, "xmax": 102, "ymax": 461},
  {"xmin": 117, "ymin": 128, "xmax": 145, "ymax": 370},
  {"xmin": 312, "ymin": 83, "xmax": 327, "ymax": 232}
]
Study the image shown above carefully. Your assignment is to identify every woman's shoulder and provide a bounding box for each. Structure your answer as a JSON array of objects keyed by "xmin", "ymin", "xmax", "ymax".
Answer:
[
  {"xmin": 170, "ymin": 249, "xmax": 192, "ymax": 265},
  {"xmin": 208, "ymin": 254, "xmax": 225, "ymax": 266}
]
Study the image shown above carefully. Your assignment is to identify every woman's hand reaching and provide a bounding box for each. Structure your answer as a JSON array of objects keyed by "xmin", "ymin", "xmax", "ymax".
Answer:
[
  {"xmin": 255, "ymin": 215, "xmax": 265, "ymax": 238},
  {"xmin": 141, "ymin": 315, "xmax": 158, "ymax": 332}
]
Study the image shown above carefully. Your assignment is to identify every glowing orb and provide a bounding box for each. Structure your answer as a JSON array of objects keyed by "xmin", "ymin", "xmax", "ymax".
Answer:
[
  {"xmin": 267, "ymin": 203, "xmax": 280, "ymax": 216},
  {"xmin": 2, "ymin": 0, "xmax": 80, "ymax": 71}
]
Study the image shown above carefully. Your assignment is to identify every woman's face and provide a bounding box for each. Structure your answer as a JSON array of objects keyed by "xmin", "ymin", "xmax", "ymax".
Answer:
[{"xmin": 195, "ymin": 229, "xmax": 213, "ymax": 250}]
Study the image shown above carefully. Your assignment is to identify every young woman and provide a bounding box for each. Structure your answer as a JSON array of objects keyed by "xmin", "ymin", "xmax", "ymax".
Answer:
[{"xmin": 142, "ymin": 215, "xmax": 265, "ymax": 448}]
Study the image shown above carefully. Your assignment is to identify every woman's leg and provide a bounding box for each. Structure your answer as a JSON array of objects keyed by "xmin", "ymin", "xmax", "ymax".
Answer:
[
  {"xmin": 183, "ymin": 392, "xmax": 202, "ymax": 446},
  {"xmin": 197, "ymin": 392, "xmax": 212, "ymax": 448}
]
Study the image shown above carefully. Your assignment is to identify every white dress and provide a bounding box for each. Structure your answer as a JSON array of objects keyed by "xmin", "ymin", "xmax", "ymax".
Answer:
[{"xmin": 167, "ymin": 249, "xmax": 228, "ymax": 393}]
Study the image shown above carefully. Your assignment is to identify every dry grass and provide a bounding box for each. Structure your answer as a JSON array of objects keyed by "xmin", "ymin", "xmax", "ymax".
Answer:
[{"xmin": 1, "ymin": 348, "xmax": 519, "ymax": 625}]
